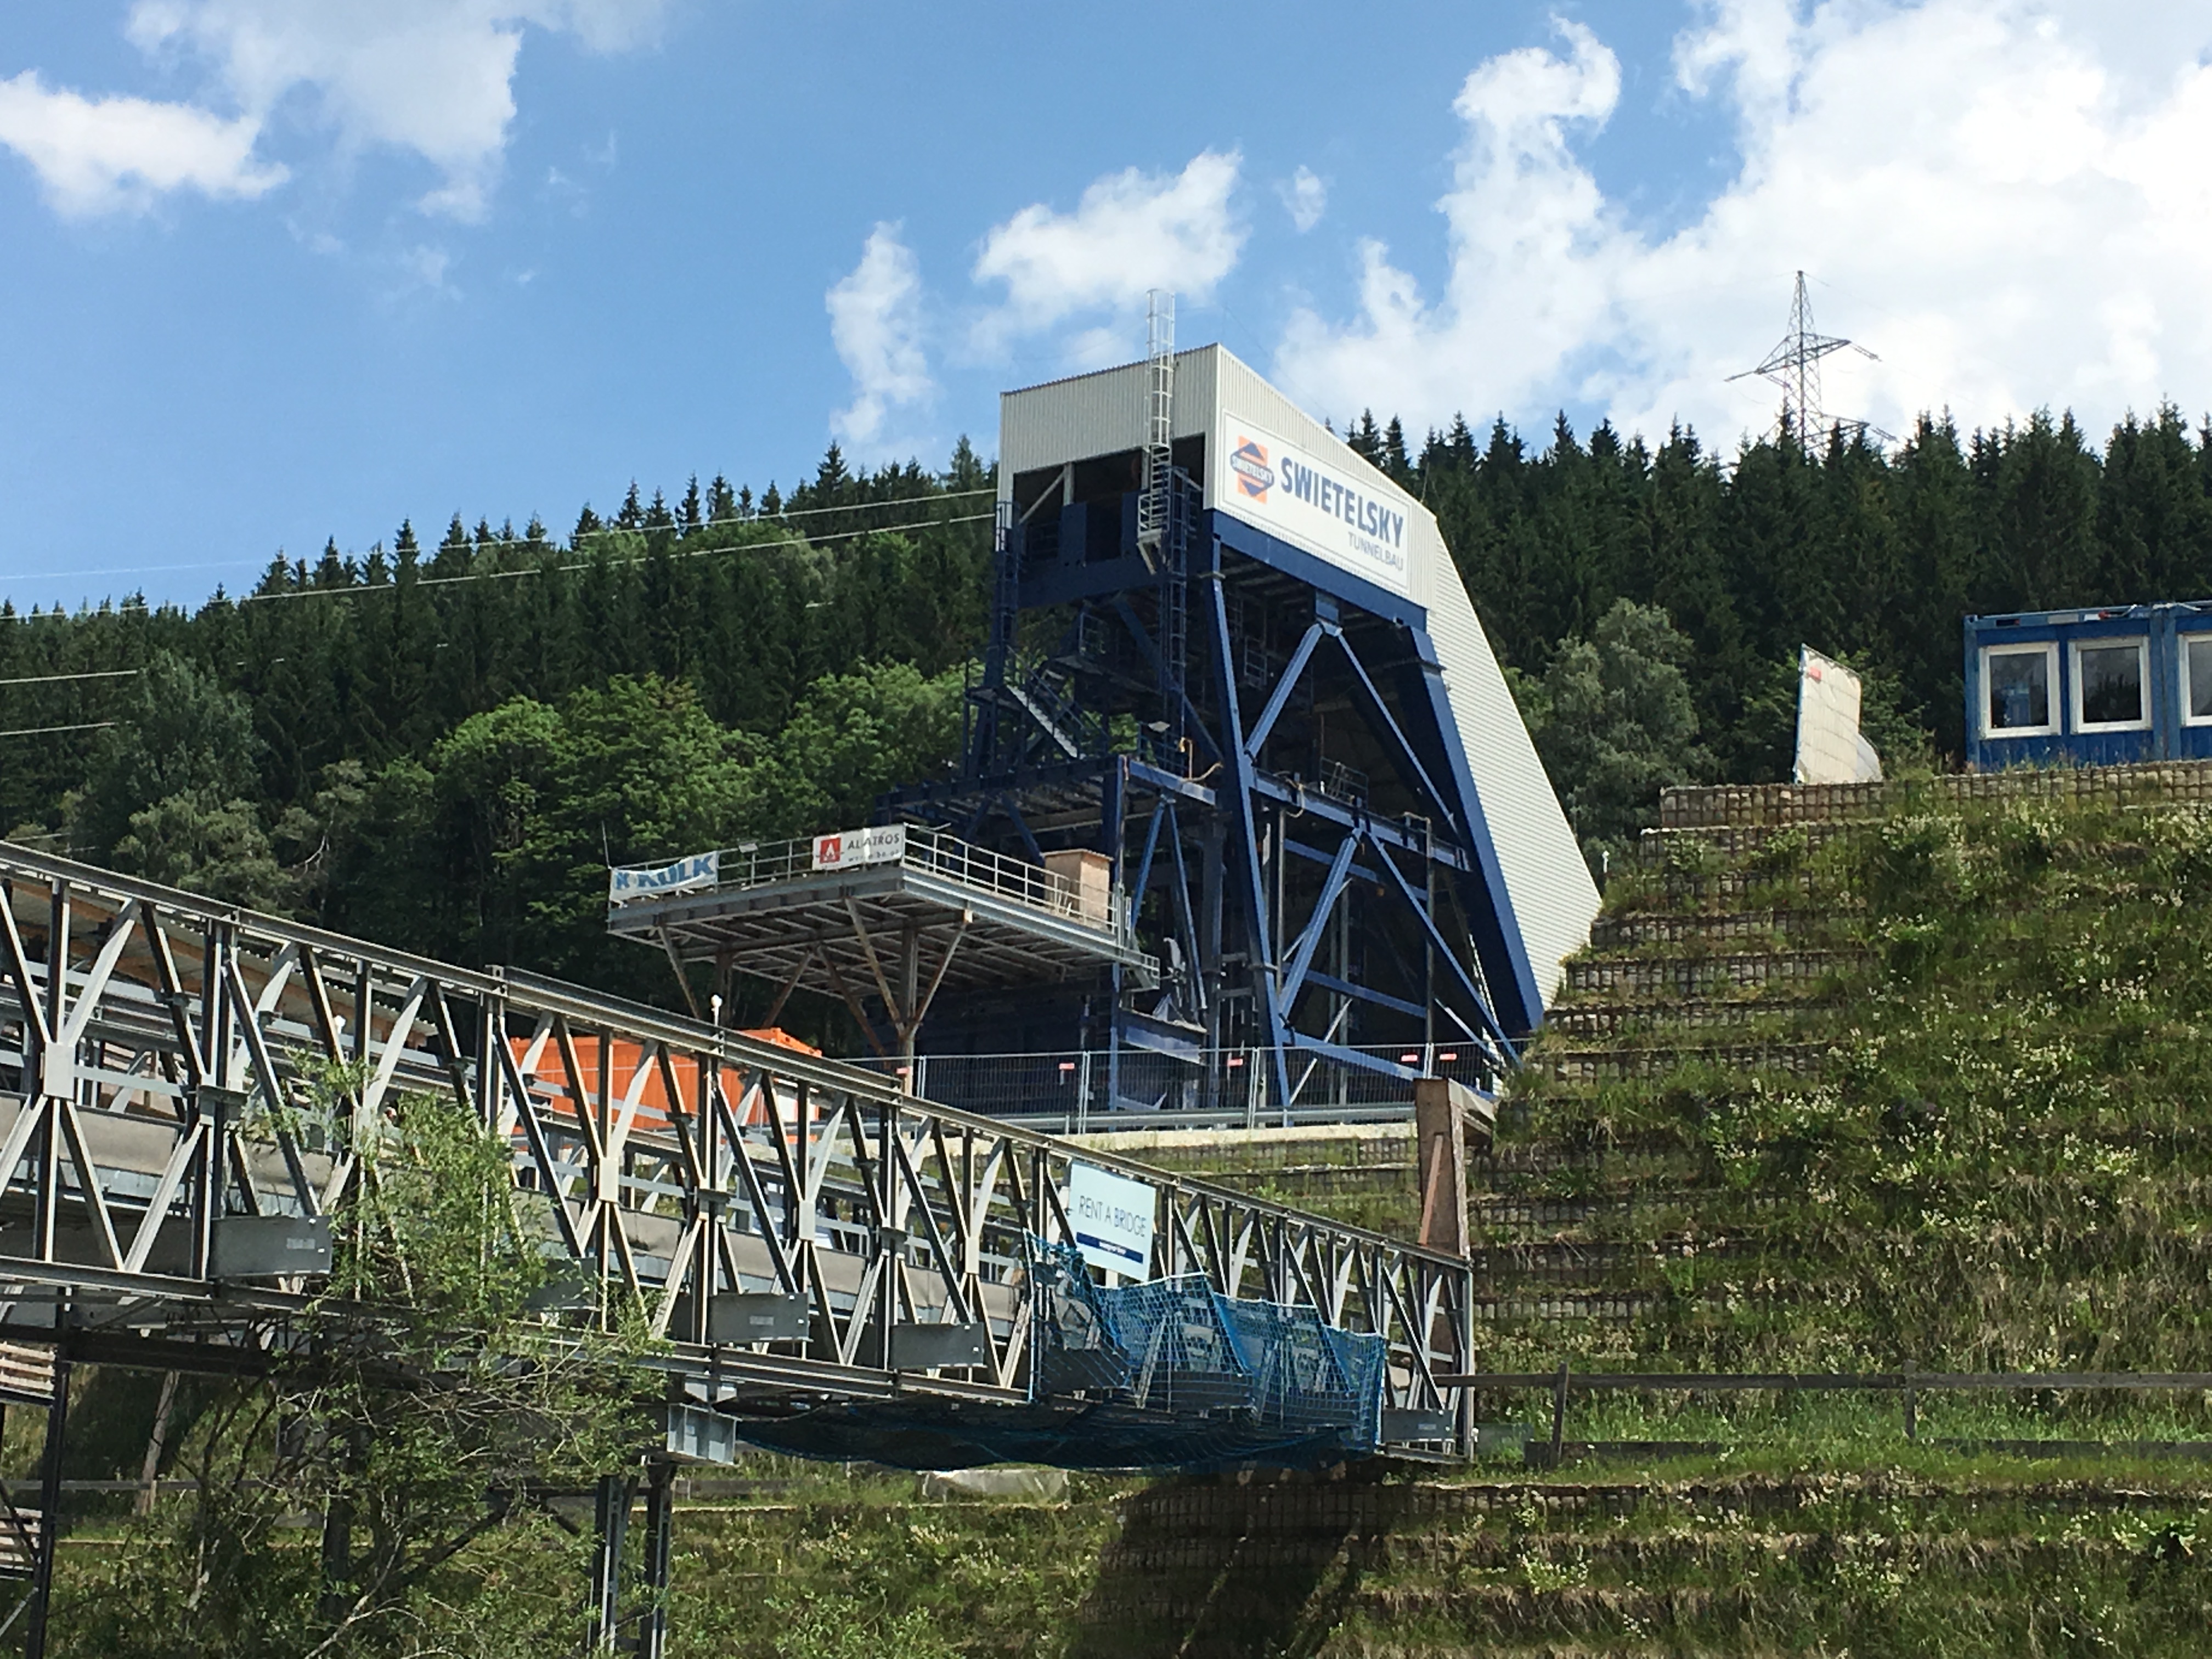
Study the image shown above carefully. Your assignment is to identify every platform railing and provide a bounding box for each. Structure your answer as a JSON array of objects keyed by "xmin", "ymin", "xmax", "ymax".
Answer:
[
  {"xmin": 617, "ymin": 829, "xmax": 1127, "ymax": 938},
  {"xmin": 866, "ymin": 1044, "xmax": 1501, "ymax": 1132}
]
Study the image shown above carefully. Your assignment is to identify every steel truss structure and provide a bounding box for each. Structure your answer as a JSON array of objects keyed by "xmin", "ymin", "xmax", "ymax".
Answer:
[
  {"xmin": 0, "ymin": 840, "xmax": 1475, "ymax": 1427},
  {"xmin": 0, "ymin": 840, "xmax": 1479, "ymax": 1649},
  {"xmin": 885, "ymin": 465, "xmax": 1530, "ymax": 1116}
]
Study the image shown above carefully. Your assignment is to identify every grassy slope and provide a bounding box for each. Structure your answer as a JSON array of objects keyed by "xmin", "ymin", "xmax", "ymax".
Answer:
[{"xmin": 47, "ymin": 781, "xmax": 2212, "ymax": 1656}]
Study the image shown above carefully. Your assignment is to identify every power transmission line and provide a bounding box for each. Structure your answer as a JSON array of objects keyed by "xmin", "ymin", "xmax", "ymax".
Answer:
[
  {"xmin": 0, "ymin": 489, "xmax": 997, "ymax": 597},
  {"xmin": 1, "ymin": 507, "xmax": 995, "ymax": 621},
  {"xmin": 0, "ymin": 669, "xmax": 139, "ymax": 687},
  {"xmin": 0, "ymin": 721, "xmax": 115, "ymax": 740},
  {"xmin": 237, "ymin": 511, "xmax": 997, "ymax": 605}
]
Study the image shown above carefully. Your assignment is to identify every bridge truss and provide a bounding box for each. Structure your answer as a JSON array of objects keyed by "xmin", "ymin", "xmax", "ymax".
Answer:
[{"xmin": 0, "ymin": 843, "xmax": 1477, "ymax": 1648}]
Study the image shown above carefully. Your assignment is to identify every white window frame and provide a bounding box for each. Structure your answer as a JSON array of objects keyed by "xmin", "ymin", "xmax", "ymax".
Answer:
[
  {"xmin": 2069, "ymin": 636, "xmax": 2151, "ymax": 733},
  {"xmin": 2181, "ymin": 633, "xmax": 2212, "ymax": 726},
  {"xmin": 1980, "ymin": 641, "xmax": 2059, "ymax": 739}
]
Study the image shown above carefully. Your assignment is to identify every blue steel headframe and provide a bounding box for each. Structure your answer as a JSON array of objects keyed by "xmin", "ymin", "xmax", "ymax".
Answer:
[
  {"xmin": 1209, "ymin": 510, "xmax": 1543, "ymax": 1036},
  {"xmin": 897, "ymin": 467, "xmax": 1525, "ymax": 1107}
]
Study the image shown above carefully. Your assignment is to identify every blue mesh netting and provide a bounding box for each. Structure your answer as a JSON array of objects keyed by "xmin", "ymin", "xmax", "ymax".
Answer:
[
  {"xmin": 729, "ymin": 1241, "xmax": 1391, "ymax": 1472},
  {"xmin": 1027, "ymin": 1240, "xmax": 1387, "ymax": 1463}
]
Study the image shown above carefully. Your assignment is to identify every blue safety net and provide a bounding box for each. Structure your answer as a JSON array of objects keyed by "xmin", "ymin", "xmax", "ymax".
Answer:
[
  {"xmin": 727, "ymin": 1242, "xmax": 1390, "ymax": 1472},
  {"xmin": 1035, "ymin": 1242, "xmax": 1386, "ymax": 1449}
]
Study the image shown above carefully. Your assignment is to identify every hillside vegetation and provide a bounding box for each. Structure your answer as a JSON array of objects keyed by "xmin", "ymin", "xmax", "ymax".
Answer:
[{"xmin": 6, "ymin": 405, "xmax": 2212, "ymax": 1026}]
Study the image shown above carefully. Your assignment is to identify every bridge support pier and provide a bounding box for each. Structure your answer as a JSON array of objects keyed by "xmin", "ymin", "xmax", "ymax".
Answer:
[{"xmin": 588, "ymin": 1463, "xmax": 673, "ymax": 1657}]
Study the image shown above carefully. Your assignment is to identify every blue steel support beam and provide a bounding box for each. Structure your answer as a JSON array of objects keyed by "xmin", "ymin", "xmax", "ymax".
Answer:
[
  {"xmin": 1243, "ymin": 622, "xmax": 1326, "ymax": 760},
  {"xmin": 1368, "ymin": 826, "xmax": 1516, "ymax": 1066},
  {"xmin": 1277, "ymin": 834, "xmax": 1361, "ymax": 1012},
  {"xmin": 1110, "ymin": 596, "xmax": 1223, "ymax": 765},
  {"xmin": 1322, "ymin": 622, "xmax": 1468, "ymax": 845},
  {"xmin": 1249, "ymin": 776, "xmax": 1470, "ymax": 871},
  {"xmin": 1203, "ymin": 548, "xmax": 1296, "ymax": 1115},
  {"xmin": 1302, "ymin": 969, "xmax": 1427, "ymax": 1022}
]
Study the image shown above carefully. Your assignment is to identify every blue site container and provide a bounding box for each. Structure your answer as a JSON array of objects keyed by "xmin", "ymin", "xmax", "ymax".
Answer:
[{"xmin": 1964, "ymin": 601, "xmax": 2212, "ymax": 769}]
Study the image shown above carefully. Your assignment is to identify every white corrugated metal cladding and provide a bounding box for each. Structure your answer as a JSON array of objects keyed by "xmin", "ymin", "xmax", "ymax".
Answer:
[{"xmin": 998, "ymin": 345, "xmax": 1599, "ymax": 1009}]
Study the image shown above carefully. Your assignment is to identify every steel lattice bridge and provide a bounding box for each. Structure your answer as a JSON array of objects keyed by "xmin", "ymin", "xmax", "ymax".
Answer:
[{"xmin": 0, "ymin": 842, "xmax": 1476, "ymax": 1455}]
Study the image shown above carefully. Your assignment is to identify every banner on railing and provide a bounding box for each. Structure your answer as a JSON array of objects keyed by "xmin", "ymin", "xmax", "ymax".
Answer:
[
  {"xmin": 812, "ymin": 825, "xmax": 907, "ymax": 871},
  {"xmin": 1067, "ymin": 1161, "xmax": 1155, "ymax": 1278},
  {"xmin": 608, "ymin": 850, "xmax": 720, "ymax": 904}
]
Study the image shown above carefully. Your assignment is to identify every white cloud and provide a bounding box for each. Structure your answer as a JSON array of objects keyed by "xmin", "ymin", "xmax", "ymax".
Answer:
[
  {"xmin": 828, "ymin": 224, "xmax": 935, "ymax": 456},
  {"xmin": 400, "ymin": 242, "xmax": 454, "ymax": 291},
  {"xmin": 0, "ymin": 1, "xmax": 665, "ymax": 222},
  {"xmin": 0, "ymin": 70, "xmax": 284, "ymax": 215},
  {"xmin": 1280, "ymin": 165, "xmax": 1327, "ymax": 233},
  {"xmin": 1273, "ymin": 2, "xmax": 2212, "ymax": 449},
  {"xmin": 972, "ymin": 150, "xmax": 1245, "ymax": 354}
]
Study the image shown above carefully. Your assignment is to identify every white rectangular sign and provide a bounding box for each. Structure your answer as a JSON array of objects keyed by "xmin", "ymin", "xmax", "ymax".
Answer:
[
  {"xmin": 811, "ymin": 824, "xmax": 907, "ymax": 872},
  {"xmin": 1213, "ymin": 409, "xmax": 1413, "ymax": 596},
  {"xmin": 1067, "ymin": 1161, "xmax": 1155, "ymax": 1278},
  {"xmin": 1795, "ymin": 646, "xmax": 1878, "ymax": 785},
  {"xmin": 608, "ymin": 850, "xmax": 719, "ymax": 905}
]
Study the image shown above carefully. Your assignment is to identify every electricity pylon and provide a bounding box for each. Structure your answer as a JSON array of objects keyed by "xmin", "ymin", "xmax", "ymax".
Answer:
[{"xmin": 1730, "ymin": 271, "xmax": 1887, "ymax": 444}]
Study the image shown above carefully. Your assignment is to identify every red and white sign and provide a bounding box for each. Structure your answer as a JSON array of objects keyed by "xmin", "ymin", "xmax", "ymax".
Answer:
[{"xmin": 811, "ymin": 825, "xmax": 907, "ymax": 871}]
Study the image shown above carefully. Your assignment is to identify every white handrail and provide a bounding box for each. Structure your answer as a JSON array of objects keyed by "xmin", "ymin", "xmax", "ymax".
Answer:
[{"xmin": 613, "ymin": 827, "xmax": 1127, "ymax": 938}]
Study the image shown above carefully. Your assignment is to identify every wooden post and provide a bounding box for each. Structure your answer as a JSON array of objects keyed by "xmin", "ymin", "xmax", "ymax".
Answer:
[
  {"xmin": 1549, "ymin": 1360, "xmax": 1570, "ymax": 1468},
  {"xmin": 136, "ymin": 1372, "xmax": 178, "ymax": 1517},
  {"xmin": 24, "ymin": 1351, "xmax": 69, "ymax": 1659}
]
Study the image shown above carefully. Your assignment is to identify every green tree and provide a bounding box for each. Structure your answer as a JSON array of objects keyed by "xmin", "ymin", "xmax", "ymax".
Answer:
[
  {"xmin": 58, "ymin": 1081, "xmax": 650, "ymax": 1659},
  {"xmin": 1519, "ymin": 599, "xmax": 1713, "ymax": 868},
  {"xmin": 72, "ymin": 653, "xmax": 266, "ymax": 857},
  {"xmin": 747, "ymin": 662, "xmax": 965, "ymax": 841},
  {"xmin": 110, "ymin": 789, "xmax": 290, "ymax": 911}
]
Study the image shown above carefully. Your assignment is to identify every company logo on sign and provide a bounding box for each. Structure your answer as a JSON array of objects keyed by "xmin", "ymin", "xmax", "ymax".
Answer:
[
  {"xmin": 811, "ymin": 824, "xmax": 907, "ymax": 871},
  {"xmin": 1214, "ymin": 410, "xmax": 1413, "ymax": 596},
  {"xmin": 1229, "ymin": 437, "xmax": 1274, "ymax": 501}
]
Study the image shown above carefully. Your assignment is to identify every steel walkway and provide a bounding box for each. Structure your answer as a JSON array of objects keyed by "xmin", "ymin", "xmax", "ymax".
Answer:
[{"xmin": 0, "ymin": 842, "xmax": 1477, "ymax": 1458}]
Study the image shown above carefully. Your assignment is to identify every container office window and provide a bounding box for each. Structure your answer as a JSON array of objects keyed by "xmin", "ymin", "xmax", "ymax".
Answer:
[
  {"xmin": 1983, "ymin": 642, "xmax": 2057, "ymax": 736},
  {"xmin": 2185, "ymin": 635, "xmax": 2212, "ymax": 724},
  {"xmin": 2071, "ymin": 638, "xmax": 2149, "ymax": 731}
]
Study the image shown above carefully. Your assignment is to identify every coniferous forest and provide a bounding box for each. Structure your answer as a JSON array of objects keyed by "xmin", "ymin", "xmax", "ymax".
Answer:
[{"xmin": 3, "ymin": 403, "xmax": 2210, "ymax": 1018}]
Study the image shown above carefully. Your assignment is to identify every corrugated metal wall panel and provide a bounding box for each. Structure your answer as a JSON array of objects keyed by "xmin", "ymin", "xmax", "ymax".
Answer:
[
  {"xmin": 997, "ymin": 349, "xmax": 1223, "ymax": 498},
  {"xmin": 1418, "ymin": 528, "xmax": 1600, "ymax": 1007}
]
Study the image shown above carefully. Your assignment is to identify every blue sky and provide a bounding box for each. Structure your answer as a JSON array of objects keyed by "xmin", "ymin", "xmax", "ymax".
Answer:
[{"xmin": 2, "ymin": 1, "xmax": 2210, "ymax": 611}]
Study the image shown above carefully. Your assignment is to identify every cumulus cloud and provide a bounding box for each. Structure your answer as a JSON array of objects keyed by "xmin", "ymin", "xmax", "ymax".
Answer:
[
  {"xmin": 1280, "ymin": 166, "xmax": 1327, "ymax": 233},
  {"xmin": 972, "ymin": 150, "xmax": 1245, "ymax": 357},
  {"xmin": 828, "ymin": 224, "xmax": 935, "ymax": 456},
  {"xmin": 0, "ymin": 1, "xmax": 667, "ymax": 221},
  {"xmin": 1273, "ymin": 2, "xmax": 2212, "ymax": 448},
  {"xmin": 0, "ymin": 70, "xmax": 284, "ymax": 215}
]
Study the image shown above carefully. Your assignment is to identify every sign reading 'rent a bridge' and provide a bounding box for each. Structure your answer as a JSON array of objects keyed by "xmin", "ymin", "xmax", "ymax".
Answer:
[{"xmin": 1068, "ymin": 1161, "xmax": 1156, "ymax": 1278}]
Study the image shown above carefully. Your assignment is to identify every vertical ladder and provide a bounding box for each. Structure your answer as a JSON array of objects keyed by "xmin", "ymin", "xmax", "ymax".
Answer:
[
  {"xmin": 1136, "ymin": 291, "xmax": 1175, "ymax": 563},
  {"xmin": 965, "ymin": 496, "xmax": 1019, "ymax": 775},
  {"xmin": 1138, "ymin": 291, "xmax": 1187, "ymax": 761}
]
